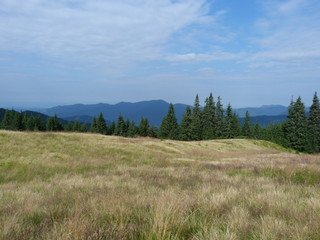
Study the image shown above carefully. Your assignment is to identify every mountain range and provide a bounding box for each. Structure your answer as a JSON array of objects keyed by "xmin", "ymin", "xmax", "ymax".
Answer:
[{"xmin": 31, "ymin": 100, "xmax": 290, "ymax": 127}]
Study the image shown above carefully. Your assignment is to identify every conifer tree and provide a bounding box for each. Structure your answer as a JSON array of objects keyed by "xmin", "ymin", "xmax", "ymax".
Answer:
[
  {"xmin": 80, "ymin": 123, "xmax": 88, "ymax": 132},
  {"xmin": 73, "ymin": 120, "xmax": 81, "ymax": 132},
  {"xmin": 284, "ymin": 97, "xmax": 307, "ymax": 152},
  {"xmin": 179, "ymin": 106, "xmax": 193, "ymax": 141},
  {"xmin": 242, "ymin": 111, "xmax": 252, "ymax": 137},
  {"xmin": 26, "ymin": 116, "xmax": 36, "ymax": 131},
  {"xmin": 66, "ymin": 121, "xmax": 73, "ymax": 132},
  {"xmin": 22, "ymin": 113, "xmax": 28, "ymax": 130},
  {"xmin": 13, "ymin": 112, "xmax": 24, "ymax": 131},
  {"xmin": 46, "ymin": 114, "xmax": 63, "ymax": 131},
  {"xmin": 115, "ymin": 114, "xmax": 126, "ymax": 136},
  {"xmin": 2, "ymin": 109, "xmax": 14, "ymax": 130},
  {"xmin": 307, "ymin": 92, "xmax": 320, "ymax": 152},
  {"xmin": 147, "ymin": 126, "xmax": 158, "ymax": 138},
  {"xmin": 107, "ymin": 121, "xmax": 116, "ymax": 135},
  {"xmin": 96, "ymin": 113, "xmax": 107, "ymax": 134},
  {"xmin": 91, "ymin": 117, "xmax": 97, "ymax": 133},
  {"xmin": 202, "ymin": 93, "xmax": 216, "ymax": 140},
  {"xmin": 34, "ymin": 116, "xmax": 45, "ymax": 131},
  {"xmin": 223, "ymin": 104, "xmax": 234, "ymax": 138},
  {"xmin": 231, "ymin": 113, "xmax": 241, "ymax": 137},
  {"xmin": 190, "ymin": 95, "xmax": 203, "ymax": 140},
  {"xmin": 139, "ymin": 118, "xmax": 149, "ymax": 137},
  {"xmin": 253, "ymin": 122, "xmax": 261, "ymax": 139},
  {"xmin": 159, "ymin": 104, "xmax": 179, "ymax": 139},
  {"xmin": 215, "ymin": 96, "xmax": 224, "ymax": 138},
  {"xmin": 127, "ymin": 121, "xmax": 137, "ymax": 137}
]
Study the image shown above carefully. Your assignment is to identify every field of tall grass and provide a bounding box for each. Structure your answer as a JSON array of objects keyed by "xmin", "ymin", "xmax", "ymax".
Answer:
[{"xmin": 0, "ymin": 130, "xmax": 319, "ymax": 239}]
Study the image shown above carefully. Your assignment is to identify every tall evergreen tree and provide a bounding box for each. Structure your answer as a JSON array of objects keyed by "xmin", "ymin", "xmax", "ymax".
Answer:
[
  {"xmin": 73, "ymin": 120, "xmax": 81, "ymax": 132},
  {"xmin": 80, "ymin": 123, "xmax": 88, "ymax": 132},
  {"xmin": 139, "ymin": 118, "xmax": 149, "ymax": 137},
  {"xmin": 96, "ymin": 113, "xmax": 107, "ymax": 134},
  {"xmin": 2, "ymin": 109, "xmax": 14, "ymax": 130},
  {"xmin": 91, "ymin": 117, "xmax": 97, "ymax": 133},
  {"xmin": 46, "ymin": 114, "xmax": 63, "ymax": 131},
  {"xmin": 202, "ymin": 93, "xmax": 216, "ymax": 140},
  {"xmin": 26, "ymin": 116, "xmax": 36, "ymax": 131},
  {"xmin": 307, "ymin": 92, "xmax": 320, "ymax": 152},
  {"xmin": 66, "ymin": 121, "xmax": 74, "ymax": 132},
  {"xmin": 284, "ymin": 97, "xmax": 307, "ymax": 152},
  {"xmin": 159, "ymin": 104, "xmax": 179, "ymax": 139},
  {"xmin": 223, "ymin": 104, "xmax": 234, "ymax": 138},
  {"xmin": 34, "ymin": 116, "xmax": 45, "ymax": 131},
  {"xmin": 242, "ymin": 111, "xmax": 252, "ymax": 137},
  {"xmin": 22, "ymin": 113, "xmax": 28, "ymax": 130},
  {"xmin": 107, "ymin": 121, "xmax": 116, "ymax": 135},
  {"xmin": 215, "ymin": 96, "xmax": 224, "ymax": 138},
  {"xmin": 115, "ymin": 114, "xmax": 127, "ymax": 136},
  {"xmin": 231, "ymin": 113, "xmax": 241, "ymax": 137},
  {"xmin": 127, "ymin": 121, "xmax": 137, "ymax": 137},
  {"xmin": 13, "ymin": 112, "xmax": 24, "ymax": 131},
  {"xmin": 179, "ymin": 106, "xmax": 193, "ymax": 141},
  {"xmin": 190, "ymin": 95, "xmax": 203, "ymax": 140}
]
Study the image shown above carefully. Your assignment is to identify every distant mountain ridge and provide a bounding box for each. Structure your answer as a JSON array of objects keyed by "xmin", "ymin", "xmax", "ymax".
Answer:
[
  {"xmin": 35, "ymin": 100, "xmax": 293, "ymax": 127},
  {"xmin": 39, "ymin": 100, "xmax": 190, "ymax": 126}
]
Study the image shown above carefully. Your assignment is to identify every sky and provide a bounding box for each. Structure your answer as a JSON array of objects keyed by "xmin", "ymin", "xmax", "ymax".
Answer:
[{"xmin": 0, "ymin": 0, "xmax": 319, "ymax": 108}]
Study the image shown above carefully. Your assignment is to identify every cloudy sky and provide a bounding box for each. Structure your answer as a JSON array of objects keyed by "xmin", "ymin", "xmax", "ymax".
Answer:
[{"xmin": 1, "ymin": 0, "xmax": 319, "ymax": 108}]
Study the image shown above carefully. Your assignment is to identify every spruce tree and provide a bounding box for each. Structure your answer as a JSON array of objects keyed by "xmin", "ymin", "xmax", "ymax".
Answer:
[
  {"xmin": 80, "ymin": 123, "xmax": 88, "ymax": 132},
  {"xmin": 66, "ymin": 121, "xmax": 73, "ymax": 132},
  {"xmin": 147, "ymin": 126, "xmax": 158, "ymax": 138},
  {"xmin": 223, "ymin": 104, "xmax": 234, "ymax": 138},
  {"xmin": 284, "ymin": 97, "xmax": 307, "ymax": 152},
  {"xmin": 107, "ymin": 121, "xmax": 116, "ymax": 135},
  {"xmin": 13, "ymin": 112, "xmax": 24, "ymax": 131},
  {"xmin": 22, "ymin": 113, "xmax": 28, "ymax": 130},
  {"xmin": 159, "ymin": 104, "xmax": 179, "ymax": 139},
  {"xmin": 26, "ymin": 116, "xmax": 36, "ymax": 131},
  {"xmin": 127, "ymin": 121, "xmax": 137, "ymax": 137},
  {"xmin": 96, "ymin": 113, "xmax": 107, "ymax": 134},
  {"xmin": 179, "ymin": 106, "xmax": 193, "ymax": 141},
  {"xmin": 73, "ymin": 120, "xmax": 81, "ymax": 132},
  {"xmin": 190, "ymin": 95, "xmax": 203, "ymax": 140},
  {"xmin": 253, "ymin": 122, "xmax": 261, "ymax": 139},
  {"xmin": 215, "ymin": 96, "xmax": 224, "ymax": 138},
  {"xmin": 242, "ymin": 111, "xmax": 252, "ymax": 137},
  {"xmin": 231, "ymin": 113, "xmax": 241, "ymax": 137},
  {"xmin": 91, "ymin": 117, "xmax": 97, "ymax": 133},
  {"xmin": 202, "ymin": 93, "xmax": 216, "ymax": 140},
  {"xmin": 115, "ymin": 114, "xmax": 126, "ymax": 136},
  {"xmin": 139, "ymin": 118, "xmax": 149, "ymax": 137},
  {"xmin": 307, "ymin": 92, "xmax": 320, "ymax": 152},
  {"xmin": 2, "ymin": 109, "xmax": 14, "ymax": 130},
  {"xmin": 34, "ymin": 116, "xmax": 45, "ymax": 131}
]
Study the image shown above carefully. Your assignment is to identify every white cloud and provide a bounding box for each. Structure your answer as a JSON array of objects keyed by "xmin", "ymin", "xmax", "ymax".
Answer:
[
  {"xmin": 0, "ymin": 0, "xmax": 209, "ymax": 65},
  {"xmin": 167, "ymin": 51, "xmax": 240, "ymax": 62},
  {"xmin": 250, "ymin": 0, "xmax": 320, "ymax": 68}
]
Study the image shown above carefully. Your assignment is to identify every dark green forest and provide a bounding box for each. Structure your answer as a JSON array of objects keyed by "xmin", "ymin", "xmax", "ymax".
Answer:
[{"xmin": 1, "ymin": 92, "xmax": 320, "ymax": 153}]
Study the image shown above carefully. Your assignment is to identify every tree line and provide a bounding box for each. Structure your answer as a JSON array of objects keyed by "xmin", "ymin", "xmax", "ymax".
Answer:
[{"xmin": 1, "ymin": 92, "xmax": 319, "ymax": 153}]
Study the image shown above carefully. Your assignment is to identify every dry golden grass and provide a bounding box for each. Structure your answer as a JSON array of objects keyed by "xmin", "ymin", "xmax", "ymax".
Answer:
[{"xmin": 0, "ymin": 130, "xmax": 320, "ymax": 239}]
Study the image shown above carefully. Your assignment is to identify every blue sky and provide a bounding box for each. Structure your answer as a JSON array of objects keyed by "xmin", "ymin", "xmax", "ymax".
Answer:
[{"xmin": 0, "ymin": 0, "xmax": 319, "ymax": 108}]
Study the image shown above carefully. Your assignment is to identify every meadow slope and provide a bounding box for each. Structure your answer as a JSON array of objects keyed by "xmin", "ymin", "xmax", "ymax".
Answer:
[{"xmin": 0, "ymin": 130, "xmax": 320, "ymax": 239}]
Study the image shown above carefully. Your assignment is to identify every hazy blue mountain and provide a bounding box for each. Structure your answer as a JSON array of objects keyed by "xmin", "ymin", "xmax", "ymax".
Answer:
[
  {"xmin": 40, "ymin": 100, "xmax": 190, "ymax": 126},
  {"xmin": 32, "ymin": 101, "xmax": 304, "ymax": 127},
  {"xmin": 62, "ymin": 115, "xmax": 94, "ymax": 123},
  {"xmin": 240, "ymin": 115, "xmax": 288, "ymax": 127},
  {"xmin": 234, "ymin": 105, "xmax": 288, "ymax": 118}
]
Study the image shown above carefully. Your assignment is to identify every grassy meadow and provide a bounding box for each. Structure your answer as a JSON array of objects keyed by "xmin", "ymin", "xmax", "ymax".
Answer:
[{"xmin": 0, "ymin": 130, "xmax": 320, "ymax": 239}]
